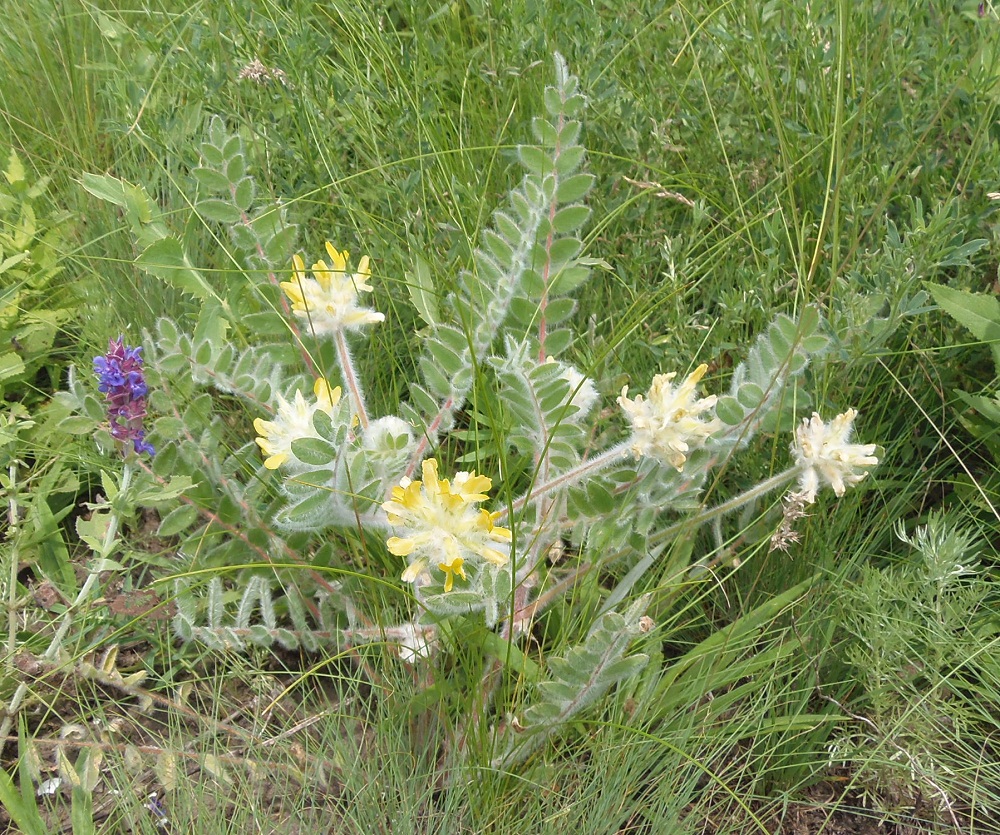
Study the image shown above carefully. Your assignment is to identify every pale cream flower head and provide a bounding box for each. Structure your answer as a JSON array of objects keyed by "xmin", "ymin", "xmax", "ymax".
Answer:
[
  {"xmin": 253, "ymin": 378, "xmax": 342, "ymax": 470},
  {"xmin": 381, "ymin": 459, "xmax": 511, "ymax": 592},
  {"xmin": 618, "ymin": 363, "xmax": 721, "ymax": 470},
  {"xmin": 363, "ymin": 415, "xmax": 414, "ymax": 455},
  {"xmin": 280, "ymin": 242, "xmax": 385, "ymax": 336},
  {"xmin": 792, "ymin": 408, "xmax": 878, "ymax": 503}
]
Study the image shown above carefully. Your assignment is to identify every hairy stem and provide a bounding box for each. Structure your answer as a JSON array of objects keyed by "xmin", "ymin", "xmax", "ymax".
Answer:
[
  {"xmin": 335, "ymin": 330, "xmax": 369, "ymax": 430},
  {"xmin": 537, "ymin": 465, "xmax": 802, "ymax": 610},
  {"xmin": 498, "ymin": 440, "xmax": 634, "ymax": 522}
]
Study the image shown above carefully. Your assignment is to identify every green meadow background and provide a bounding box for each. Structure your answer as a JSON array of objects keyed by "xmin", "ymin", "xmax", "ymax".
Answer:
[{"xmin": 2, "ymin": 1, "xmax": 999, "ymax": 832}]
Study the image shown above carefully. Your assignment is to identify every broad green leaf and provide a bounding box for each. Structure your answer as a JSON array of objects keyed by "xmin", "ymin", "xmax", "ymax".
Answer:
[
  {"xmin": 31, "ymin": 497, "xmax": 75, "ymax": 593},
  {"xmin": 90, "ymin": 558, "xmax": 125, "ymax": 572},
  {"xmin": 545, "ymin": 328, "xmax": 573, "ymax": 357},
  {"xmin": 0, "ymin": 250, "xmax": 29, "ymax": 276},
  {"xmin": 716, "ymin": 395, "xmax": 744, "ymax": 426},
  {"xmin": 137, "ymin": 238, "xmax": 217, "ymax": 301},
  {"xmin": 554, "ymin": 145, "xmax": 585, "ymax": 176},
  {"xmin": 233, "ymin": 177, "xmax": 255, "ymax": 211},
  {"xmin": 405, "ymin": 384, "xmax": 438, "ymax": 419},
  {"xmin": 557, "ymin": 120, "xmax": 581, "ymax": 147},
  {"xmin": 939, "ymin": 238, "xmax": 989, "ymax": 267},
  {"xmin": 79, "ymin": 172, "xmax": 154, "ymax": 224},
  {"xmin": 436, "ymin": 324, "xmax": 471, "ymax": 353},
  {"xmin": 222, "ymin": 135, "xmax": 242, "ymax": 160},
  {"xmin": 799, "ymin": 304, "xmax": 820, "ymax": 334},
  {"xmin": 191, "ymin": 167, "xmax": 230, "ymax": 192},
  {"xmin": 552, "ymin": 204, "xmax": 590, "ymax": 234},
  {"xmin": 198, "ymin": 199, "xmax": 242, "ymax": 224},
  {"xmin": 290, "ymin": 437, "xmax": 338, "ymax": 466},
  {"xmin": 100, "ymin": 469, "xmax": 119, "ymax": 502},
  {"xmin": 586, "ymin": 479, "xmax": 615, "ymax": 514},
  {"xmin": 281, "ymin": 490, "xmax": 334, "ymax": 525},
  {"xmin": 93, "ymin": 7, "xmax": 126, "ymax": 38},
  {"xmin": 482, "ymin": 229, "xmax": 514, "ymax": 263},
  {"xmin": 548, "ymin": 264, "xmax": 590, "ymax": 295},
  {"xmin": 737, "ymin": 382, "xmax": 765, "ymax": 408},
  {"xmin": 263, "ymin": 223, "xmax": 298, "ymax": 264},
  {"xmin": 426, "ymin": 339, "xmax": 464, "ymax": 375},
  {"xmin": 493, "ymin": 212, "xmax": 520, "ymax": 242},
  {"xmin": 25, "ymin": 173, "xmax": 52, "ymax": 200},
  {"xmin": 518, "ymin": 146, "xmax": 554, "ymax": 176},
  {"xmin": 226, "ymin": 155, "xmax": 246, "ymax": 182},
  {"xmin": 531, "ymin": 116, "xmax": 559, "ymax": 145},
  {"xmin": 420, "ymin": 356, "xmax": 453, "ymax": 398},
  {"xmin": 544, "ymin": 297, "xmax": 576, "ymax": 324},
  {"xmin": 4, "ymin": 149, "xmax": 25, "ymax": 185},
  {"xmin": 0, "ymin": 351, "xmax": 25, "ymax": 382},
  {"xmin": 156, "ymin": 504, "xmax": 200, "ymax": 537},
  {"xmin": 12, "ymin": 204, "xmax": 36, "ymax": 248},
  {"xmin": 193, "ymin": 300, "xmax": 230, "ymax": 343},
  {"xmin": 521, "ymin": 268, "xmax": 546, "ymax": 298},
  {"xmin": 77, "ymin": 747, "xmax": 102, "ymax": 794},
  {"xmin": 405, "ymin": 253, "xmax": 440, "ymax": 327},
  {"xmin": 76, "ymin": 509, "xmax": 114, "ymax": 554},
  {"xmin": 548, "ymin": 237, "xmax": 583, "ymax": 266},
  {"xmin": 556, "ymin": 173, "xmax": 594, "ymax": 202},
  {"xmin": 543, "ymin": 86, "xmax": 564, "ymax": 116},
  {"xmin": 769, "ymin": 323, "xmax": 792, "ymax": 357},
  {"xmin": 802, "ymin": 334, "xmax": 829, "ymax": 352},
  {"xmin": 201, "ymin": 142, "xmax": 224, "ymax": 166},
  {"xmin": 927, "ymin": 282, "xmax": 1000, "ymax": 343}
]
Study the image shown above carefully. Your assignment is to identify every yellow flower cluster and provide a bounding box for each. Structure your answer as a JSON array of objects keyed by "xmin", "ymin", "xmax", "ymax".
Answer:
[
  {"xmin": 618, "ymin": 364, "xmax": 721, "ymax": 471},
  {"xmin": 792, "ymin": 409, "xmax": 878, "ymax": 503},
  {"xmin": 280, "ymin": 243, "xmax": 384, "ymax": 336},
  {"xmin": 382, "ymin": 459, "xmax": 511, "ymax": 592}
]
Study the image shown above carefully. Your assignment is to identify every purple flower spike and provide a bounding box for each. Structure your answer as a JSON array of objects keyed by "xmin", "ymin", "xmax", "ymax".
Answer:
[{"xmin": 94, "ymin": 336, "xmax": 155, "ymax": 457}]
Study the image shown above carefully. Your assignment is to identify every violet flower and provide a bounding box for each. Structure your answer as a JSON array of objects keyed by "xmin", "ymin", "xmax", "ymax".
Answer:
[{"xmin": 93, "ymin": 337, "xmax": 155, "ymax": 457}]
